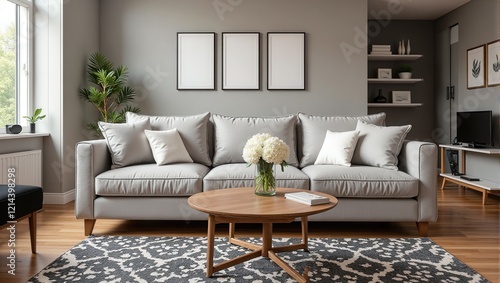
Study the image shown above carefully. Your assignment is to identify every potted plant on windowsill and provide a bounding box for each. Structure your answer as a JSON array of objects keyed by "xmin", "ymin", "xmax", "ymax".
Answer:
[
  {"xmin": 23, "ymin": 108, "xmax": 46, "ymax": 133},
  {"xmin": 397, "ymin": 64, "xmax": 413, "ymax": 79}
]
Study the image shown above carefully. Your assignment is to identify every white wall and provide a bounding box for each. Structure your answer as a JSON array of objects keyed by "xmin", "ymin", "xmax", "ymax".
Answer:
[{"xmin": 99, "ymin": 0, "xmax": 368, "ymax": 117}]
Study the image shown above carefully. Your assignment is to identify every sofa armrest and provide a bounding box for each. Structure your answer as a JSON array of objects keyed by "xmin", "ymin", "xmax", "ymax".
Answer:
[
  {"xmin": 75, "ymin": 139, "xmax": 111, "ymax": 219},
  {"xmin": 398, "ymin": 140, "xmax": 438, "ymax": 222}
]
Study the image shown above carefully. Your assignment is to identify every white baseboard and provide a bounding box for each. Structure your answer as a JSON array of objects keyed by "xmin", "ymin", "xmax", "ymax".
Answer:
[{"xmin": 44, "ymin": 189, "xmax": 75, "ymax": 204}]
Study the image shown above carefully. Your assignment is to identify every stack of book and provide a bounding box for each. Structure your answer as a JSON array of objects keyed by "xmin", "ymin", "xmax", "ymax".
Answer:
[
  {"xmin": 369, "ymin": 45, "xmax": 392, "ymax": 55},
  {"xmin": 284, "ymin": 192, "xmax": 330, "ymax": 206}
]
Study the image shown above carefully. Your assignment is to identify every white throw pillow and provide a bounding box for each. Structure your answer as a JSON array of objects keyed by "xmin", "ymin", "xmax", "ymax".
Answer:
[
  {"xmin": 314, "ymin": 130, "xmax": 360, "ymax": 166},
  {"xmin": 352, "ymin": 120, "xmax": 412, "ymax": 170},
  {"xmin": 144, "ymin": 129, "xmax": 193, "ymax": 165},
  {"xmin": 99, "ymin": 119, "xmax": 154, "ymax": 169}
]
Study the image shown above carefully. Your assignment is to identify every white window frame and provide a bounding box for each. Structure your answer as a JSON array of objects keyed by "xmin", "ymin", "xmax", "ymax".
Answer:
[{"xmin": 1, "ymin": 0, "xmax": 33, "ymax": 133}]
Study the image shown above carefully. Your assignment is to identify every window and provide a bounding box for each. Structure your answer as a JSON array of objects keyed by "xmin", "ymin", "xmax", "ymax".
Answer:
[{"xmin": 0, "ymin": 0, "xmax": 31, "ymax": 130}]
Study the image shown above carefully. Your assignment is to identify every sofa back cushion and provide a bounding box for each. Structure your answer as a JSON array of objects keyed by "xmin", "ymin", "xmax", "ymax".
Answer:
[
  {"xmin": 211, "ymin": 114, "xmax": 298, "ymax": 167},
  {"xmin": 99, "ymin": 119, "xmax": 154, "ymax": 169},
  {"xmin": 126, "ymin": 112, "xmax": 211, "ymax": 166},
  {"xmin": 297, "ymin": 112, "xmax": 386, "ymax": 168}
]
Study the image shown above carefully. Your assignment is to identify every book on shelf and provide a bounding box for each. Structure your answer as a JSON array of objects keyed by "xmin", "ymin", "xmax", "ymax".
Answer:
[
  {"xmin": 370, "ymin": 51, "xmax": 392, "ymax": 55},
  {"xmin": 284, "ymin": 192, "xmax": 330, "ymax": 205}
]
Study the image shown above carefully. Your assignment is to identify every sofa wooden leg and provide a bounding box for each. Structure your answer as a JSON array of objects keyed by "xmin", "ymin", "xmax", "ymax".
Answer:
[
  {"xmin": 416, "ymin": 222, "xmax": 429, "ymax": 237},
  {"xmin": 28, "ymin": 212, "xmax": 37, "ymax": 254},
  {"xmin": 85, "ymin": 219, "xmax": 96, "ymax": 236}
]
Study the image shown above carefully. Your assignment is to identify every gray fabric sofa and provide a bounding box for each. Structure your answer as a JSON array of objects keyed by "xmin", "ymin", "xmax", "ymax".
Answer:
[{"xmin": 75, "ymin": 112, "xmax": 438, "ymax": 236}]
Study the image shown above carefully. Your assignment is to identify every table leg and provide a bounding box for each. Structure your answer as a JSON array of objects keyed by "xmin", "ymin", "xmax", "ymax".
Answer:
[
  {"xmin": 229, "ymin": 222, "xmax": 235, "ymax": 239},
  {"xmin": 301, "ymin": 216, "xmax": 308, "ymax": 252},
  {"xmin": 262, "ymin": 223, "xmax": 272, "ymax": 257},
  {"xmin": 207, "ymin": 214, "xmax": 215, "ymax": 277}
]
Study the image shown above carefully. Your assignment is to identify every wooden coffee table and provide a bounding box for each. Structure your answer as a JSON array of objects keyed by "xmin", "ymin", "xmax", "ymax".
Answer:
[{"xmin": 188, "ymin": 187, "xmax": 337, "ymax": 283}]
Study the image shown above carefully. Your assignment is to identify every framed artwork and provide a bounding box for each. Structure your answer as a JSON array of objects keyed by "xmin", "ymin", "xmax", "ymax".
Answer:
[
  {"xmin": 267, "ymin": 32, "xmax": 305, "ymax": 90},
  {"xmin": 466, "ymin": 44, "xmax": 485, "ymax": 89},
  {"xmin": 392, "ymin": 91, "xmax": 411, "ymax": 104},
  {"xmin": 486, "ymin": 40, "xmax": 500, "ymax": 87},
  {"xmin": 177, "ymin": 32, "xmax": 216, "ymax": 90},
  {"xmin": 377, "ymin": 68, "xmax": 392, "ymax": 79},
  {"xmin": 222, "ymin": 32, "xmax": 260, "ymax": 90}
]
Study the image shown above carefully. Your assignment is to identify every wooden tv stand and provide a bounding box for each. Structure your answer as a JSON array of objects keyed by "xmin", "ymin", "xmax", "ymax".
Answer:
[{"xmin": 439, "ymin": 144, "xmax": 500, "ymax": 204}]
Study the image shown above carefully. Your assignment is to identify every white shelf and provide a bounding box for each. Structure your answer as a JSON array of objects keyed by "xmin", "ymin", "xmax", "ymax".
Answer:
[
  {"xmin": 368, "ymin": 54, "xmax": 423, "ymax": 61},
  {"xmin": 368, "ymin": 78, "xmax": 423, "ymax": 84},
  {"xmin": 439, "ymin": 144, "xmax": 500, "ymax": 154},
  {"xmin": 368, "ymin": 103, "xmax": 422, "ymax": 108},
  {"xmin": 440, "ymin": 173, "xmax": 499, "ymax": 191}
]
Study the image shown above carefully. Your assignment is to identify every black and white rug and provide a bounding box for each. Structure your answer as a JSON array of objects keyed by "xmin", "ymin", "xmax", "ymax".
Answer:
[{"xmin": 28, "ymin": 236, "xmax": 489, "ymax": 283}]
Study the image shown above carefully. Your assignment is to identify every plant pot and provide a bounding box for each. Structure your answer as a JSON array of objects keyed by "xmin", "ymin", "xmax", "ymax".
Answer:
[
  {"xmin": 30, "ymin": 123, "xmax": 36, "ymax": 133},
  {"xmin": 399, "ymin": 72, "xmax": 412, "ymax": 79}
]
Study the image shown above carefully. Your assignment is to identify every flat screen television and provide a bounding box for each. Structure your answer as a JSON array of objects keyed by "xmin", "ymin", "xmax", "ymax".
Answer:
[{"xmin": 456, "ymin": 110, "xmax": 493, "ymax": 148}]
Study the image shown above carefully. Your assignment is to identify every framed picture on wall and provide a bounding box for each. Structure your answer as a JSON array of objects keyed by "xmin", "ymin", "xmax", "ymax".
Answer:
[
  {"xmin": 177, "ymin": 32, "xmax": 216, "ymax": 90},
  {"xmin": 466, "ymin": 44, "xmax": 485, "ymax": 89},
  {"xmin": 267, "ymin": 32, "xmax": 305, "ymax": 90},
  {"xmin": 486, "ymin": 40, "xmax": 500, "ymax": 87},
  {"xmin": 222, "ymin": 32, "xmax": 260, "ymax": 90}
]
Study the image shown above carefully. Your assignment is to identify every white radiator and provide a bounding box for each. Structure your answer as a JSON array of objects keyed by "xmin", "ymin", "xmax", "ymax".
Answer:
[{"xmin": 0, "ymin": 150, "xmax": 42, "ymax": 186}]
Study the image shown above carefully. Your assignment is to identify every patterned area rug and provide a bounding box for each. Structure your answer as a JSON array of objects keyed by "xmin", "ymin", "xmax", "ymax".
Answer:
[{"xmin": 28, "ymin": 236, "xmax": 489, "ymax": 283}]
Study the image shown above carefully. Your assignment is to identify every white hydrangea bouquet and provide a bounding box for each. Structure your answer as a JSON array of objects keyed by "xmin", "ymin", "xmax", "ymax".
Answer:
[{"xmin": 242, "ymin": 133, "xmax": 290, "ymax": 196}]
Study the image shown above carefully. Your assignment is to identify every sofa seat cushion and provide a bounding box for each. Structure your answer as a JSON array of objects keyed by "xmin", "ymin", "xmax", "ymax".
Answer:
[
  {"xmin": 96, "ymin": 163, "xmax": 210, "ymax": 196},
  {"xmin": 203, "ymin": 163, "xmax": 309, "ymax": 191},
  {"xmin": 302, "ymin": 165, "xmax": 418, "ymax": 198}
]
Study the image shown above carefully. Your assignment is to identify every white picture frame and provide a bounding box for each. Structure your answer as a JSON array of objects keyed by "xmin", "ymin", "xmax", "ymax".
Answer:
[
  {"xmin": 486, "ymin": 40, "xmax": 500, "ymax": 87},
  {"xmin": 378, "ymin": 68, "xmax": 392, "ymax": 79},
  {"xmin": 222, "ymin": 32, "xmax": 260, "ymax": 90},
  {"xmin": 466, "ymin": 44, "xmax": 485, "ymax": 89},
  {"xmin": 267, "ymin": 32, "xmax": 305, "ymax": 90},
  {"xmin": 177, "ymin": 32, "xmax": 215, "ymax": 90},
  {"xmin": 392, "ymin": 91, "xmax": 411, "ymax": 104}
]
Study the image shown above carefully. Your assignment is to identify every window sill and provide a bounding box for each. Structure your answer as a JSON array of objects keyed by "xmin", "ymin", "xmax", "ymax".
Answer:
[{"xmin": 0, "ymin": 133, "xmax": 49, "ymax": 140}]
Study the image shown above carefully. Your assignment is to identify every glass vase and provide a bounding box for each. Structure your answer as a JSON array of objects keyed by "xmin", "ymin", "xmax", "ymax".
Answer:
[{"xmin": 255, "ymin": 160, "xmax": 276, "ymax": 196}]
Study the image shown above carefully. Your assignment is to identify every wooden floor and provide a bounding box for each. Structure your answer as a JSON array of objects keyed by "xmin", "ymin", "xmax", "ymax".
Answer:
[{"xmin": 1, "ymin": 184, "xmax": 499, "ymax": 283}]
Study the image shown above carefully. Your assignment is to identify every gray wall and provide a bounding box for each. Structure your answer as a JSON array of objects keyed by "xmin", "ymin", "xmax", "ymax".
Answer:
[
  {"xmin": 33, "ymin": 0, "xmax": 99, "ymax": 194},
  {"xmin": 367, "ymin": 20, "xmax": 435, "ymax": 141},
  {"xmin": 434, "ymin": 0, "xmax": 499, "ymax": 182},
  {"xmin": 99, "ymin": 0, "xmax": 368, "ymax": 117}
]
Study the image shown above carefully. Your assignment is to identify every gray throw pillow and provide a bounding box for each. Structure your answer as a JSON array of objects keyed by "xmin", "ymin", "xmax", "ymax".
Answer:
[
  {"xmin": 99, "ymin": 119, "xmax": 154, "ymax": 169},
  {"xmin": 297, "ymin": 112, "xmax": 386, "ymax": 167},
  {"xmin": 351, "ymin": 120, "xmax": 412, "ymax": 170},
  {"xmin": 211, "ymin": 114, "xmax": 298, "ymax": 167},
  {"xmin": 126, "ymin": 112, "xmax": 211, "ymax": 166}
]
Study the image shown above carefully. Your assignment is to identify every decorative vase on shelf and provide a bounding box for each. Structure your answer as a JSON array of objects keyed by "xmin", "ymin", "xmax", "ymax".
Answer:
[
  {"xmin": 255, "ymin": 160, "xmax": 276, "ymax": 196},
  {"xmin": 401, "ymin": 39, "xmax": 406, "ymax": 55},
  {"xmin": 406, "ymin": 40, "xmax": 411, "ymax": 55},
  {"xmin": 398, "ymin": 41, "xmax": 402, "ymax": 55},
  {"xmin": 30, "ymin": 123, "xmax": 36, "ymax": 133},
  {"xmin": 374, "ymin": 89, "xmax": 387, "ymax": 103}
]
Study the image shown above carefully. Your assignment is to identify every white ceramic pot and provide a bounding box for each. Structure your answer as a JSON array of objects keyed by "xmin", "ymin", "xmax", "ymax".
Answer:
[{"xmin": 399, "ymin": 72, "xmax": 412, "ymax": 79}]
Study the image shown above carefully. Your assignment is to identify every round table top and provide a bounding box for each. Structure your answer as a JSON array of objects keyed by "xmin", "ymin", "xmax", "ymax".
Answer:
[{"xmin": 188, "ymin": 187, "xmax": 338, "ymax": 219}]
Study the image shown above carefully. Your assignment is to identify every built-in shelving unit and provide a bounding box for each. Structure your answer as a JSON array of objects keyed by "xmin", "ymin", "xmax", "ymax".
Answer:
[
  {"xmin": 439, "ymin": 144, "xmax": 500, "ymax": 204},
  {"xmin": 368, "ymin": 53, "xmax": 423, "ymax": 107}
]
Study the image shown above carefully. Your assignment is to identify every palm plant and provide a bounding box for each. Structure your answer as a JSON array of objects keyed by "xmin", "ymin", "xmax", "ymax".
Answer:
[{"xmin": 79, "ymin": 52, "xmax": 140, "ymax": 138}]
